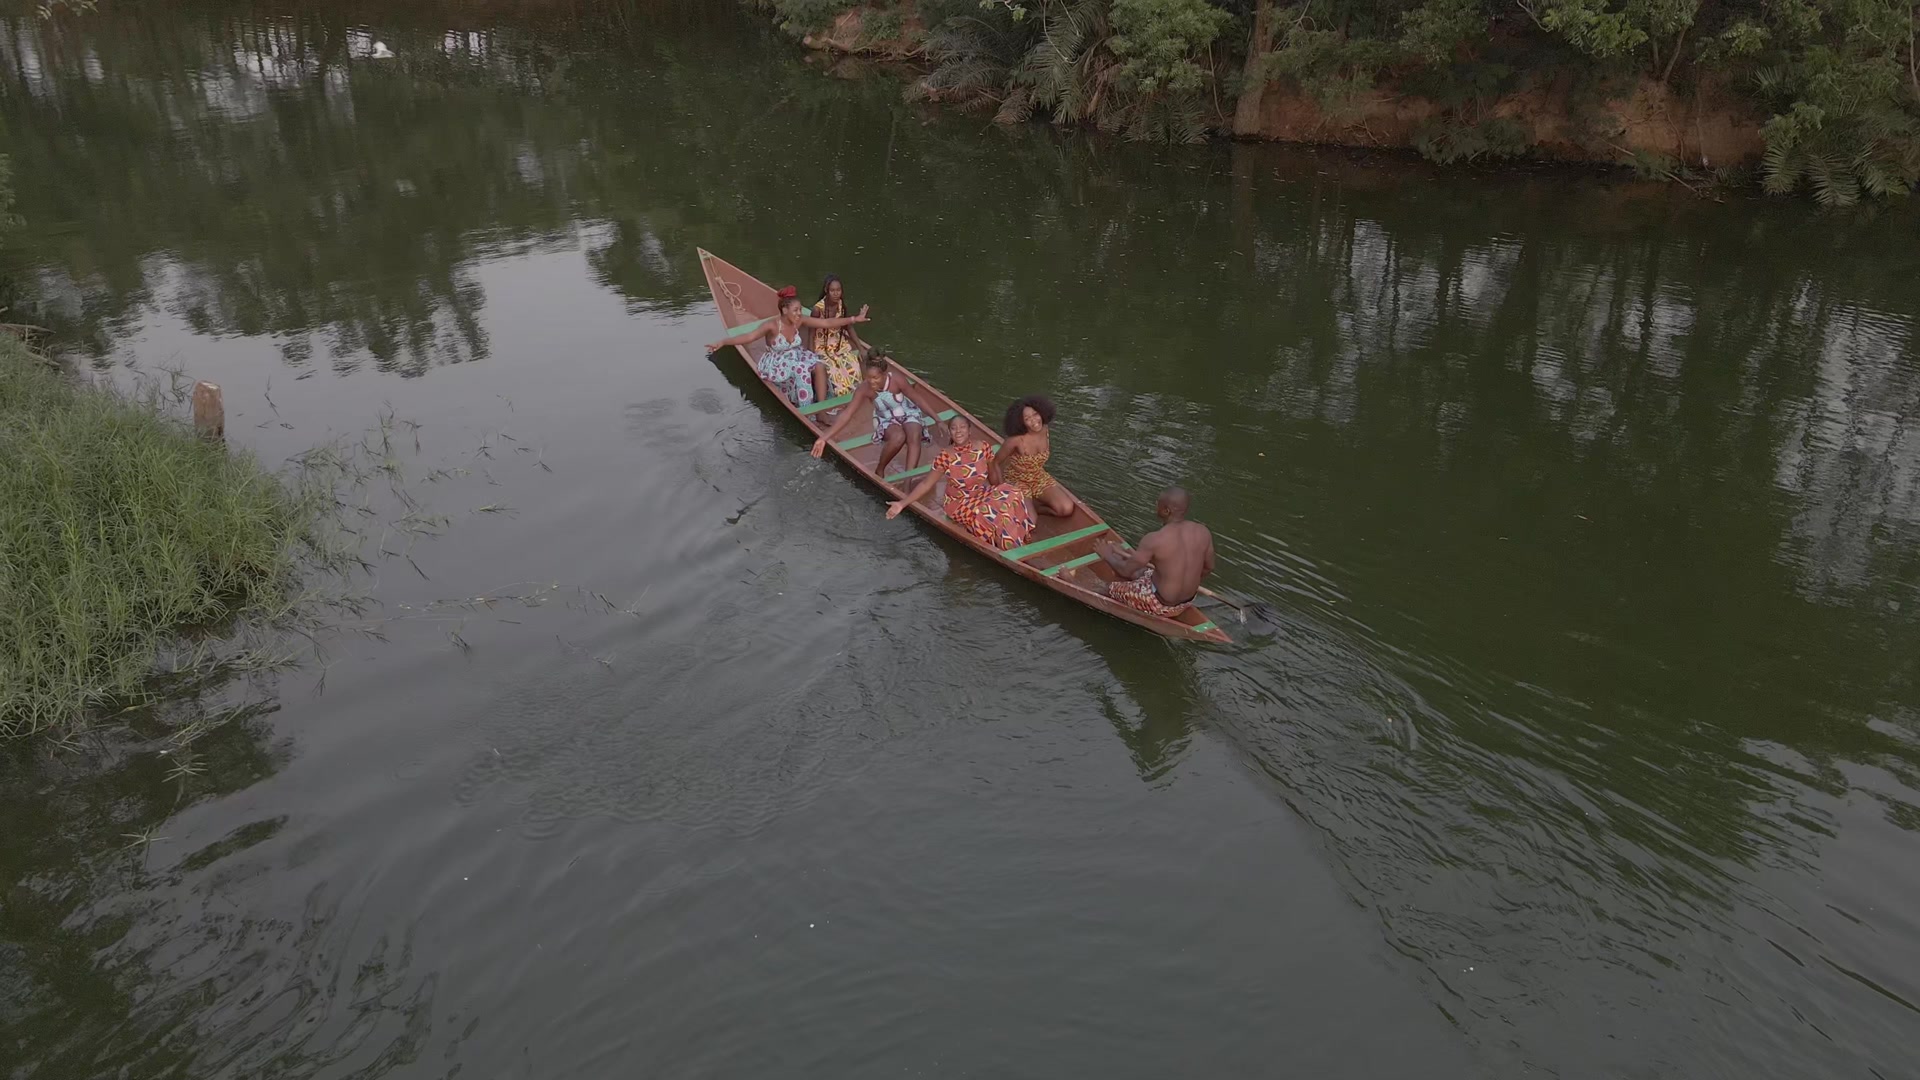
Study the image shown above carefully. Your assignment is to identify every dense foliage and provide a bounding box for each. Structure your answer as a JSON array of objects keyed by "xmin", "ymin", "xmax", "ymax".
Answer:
[
  {"xmin": 754, "ymin": 0, "xmax": 1253, "ymax": 139},
  {"xmin": 758, "ymin": 0, "xmax": 1920, "ymax": 202}
]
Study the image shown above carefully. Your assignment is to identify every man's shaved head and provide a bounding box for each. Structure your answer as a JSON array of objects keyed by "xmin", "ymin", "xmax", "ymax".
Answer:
[{"xmin": 1157, "ymin": 487, "xmax": 1190, "ymax": 519}]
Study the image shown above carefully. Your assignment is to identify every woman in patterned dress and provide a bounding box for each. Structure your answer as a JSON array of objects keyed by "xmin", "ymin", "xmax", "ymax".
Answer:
[
  {"xmin": 705, "ymin": 286, "xmax": 870, "ymax": 407},
  {"xmin": 992, "ymin": 394, "xmax": 1077, "ymax": 517},
  {"xmin": 810, "ymin": 351, "xmax": 943, "ymax": 477},
  {"xmin": 885, "ymin": 415, "xmax": 1037, "ymax": 551},
  {"xmin": 807, "ymin": 275, "xmax": 871, "ymax": 398}
]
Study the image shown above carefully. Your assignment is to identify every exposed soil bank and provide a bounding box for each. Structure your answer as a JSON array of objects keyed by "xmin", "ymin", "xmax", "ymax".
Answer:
[
  {"xmin": 1231, "ymin": 74, "xmax": 1762, "ymax": 168},
  {"xmin": 800, "ymin": 3, "xmax": 1765, "ymax": 169}
]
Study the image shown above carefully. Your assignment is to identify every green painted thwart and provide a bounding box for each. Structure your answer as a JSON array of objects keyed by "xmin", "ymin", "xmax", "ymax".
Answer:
[
  {"xmin": 1001, "ymin": 523, "xmax": 1110, "ymax": 562},
  {"xmin": 1040, "ymin": 551, "xmax": 1102, "ymax": 577}
]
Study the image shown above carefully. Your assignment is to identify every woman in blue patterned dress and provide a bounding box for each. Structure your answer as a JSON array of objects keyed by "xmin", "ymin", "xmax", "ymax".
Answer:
[
  {"xmin": 811, "ymin": 351, "xmax": 942, "ymax": 477},
  {"xmin": 705, "ymin": 286, "xmax": 870, "ymax": 407}
]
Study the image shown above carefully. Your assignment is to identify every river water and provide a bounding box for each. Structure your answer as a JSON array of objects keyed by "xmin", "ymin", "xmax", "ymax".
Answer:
[{"xmin": 4, "ymin": 2, "xmax": 1920, "ymax": 1077}]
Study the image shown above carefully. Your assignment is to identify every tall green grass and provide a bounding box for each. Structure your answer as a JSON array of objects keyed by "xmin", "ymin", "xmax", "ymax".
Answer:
[{"xmin": 0, "ymin": 337, "xmax": 325, "ymax": 740}]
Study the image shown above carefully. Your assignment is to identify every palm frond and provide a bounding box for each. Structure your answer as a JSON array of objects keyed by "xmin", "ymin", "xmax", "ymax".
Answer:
[{"xmin": 995, "ymin": 86, "xmax": 1035, "ymax": 124}]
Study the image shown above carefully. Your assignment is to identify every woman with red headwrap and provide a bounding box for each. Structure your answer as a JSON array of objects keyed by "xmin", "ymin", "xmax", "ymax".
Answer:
[{"xmin": 705, "ymin": 286, "xmax": 870, "ymax": 408}]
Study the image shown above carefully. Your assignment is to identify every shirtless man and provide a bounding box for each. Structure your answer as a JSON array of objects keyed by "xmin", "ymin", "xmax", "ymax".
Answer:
[{"xmin": 1095, "ymin": 487, "xmax": 1215, "ymax": 617}]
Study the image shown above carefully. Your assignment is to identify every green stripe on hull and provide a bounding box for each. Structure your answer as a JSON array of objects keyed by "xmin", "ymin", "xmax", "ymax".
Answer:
[
  {"xmin": 1190, "ymin": 621, "xmax": 1218, "ymax": 634},
  {"xmin": 799, "ymin": 393, "xmax": 853, "ymax": 415},
  {"xmin": 1001, "ymin": 523, "xmax": 1110, "ymax": 562},
  {"xmin": 726, "ymin": 314, "xmax": 775, "ymax": 336},
  {"xmin": 1040, "ymin": 551, "xmax": 1102, "ymax": 577}
]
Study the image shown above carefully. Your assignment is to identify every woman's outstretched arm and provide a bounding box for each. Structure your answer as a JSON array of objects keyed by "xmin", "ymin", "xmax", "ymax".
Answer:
[
  {"xmin": 810, "ymin": 383, "xmax": 878, "ymax": 457},
  {"xmin": 886, "ymin": 466, "xmax": 942, "ymax": 518},
  {"xmin": 705, "ymin": 325, "xmax": 769, "ymax": 353},
  {"xmin": 797, "ymin": 304, "xmax": 871, "ymax": 330}
]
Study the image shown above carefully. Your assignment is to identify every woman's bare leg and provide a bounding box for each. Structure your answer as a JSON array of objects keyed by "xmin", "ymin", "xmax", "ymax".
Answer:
[
  {"xmin": 875, "ymin": 426, "xmax": 908, "ymax": 476},
  {"xmin": 902, "ymin": 423, "xmax": 924, "ymax": 472},
  {"xmin": 811, "ymin": 363, "xmax": 828, "ymax": 404},
  {"xmin": 1038, "ymin": 486, "xmax": 1075, "ymax": 516}
]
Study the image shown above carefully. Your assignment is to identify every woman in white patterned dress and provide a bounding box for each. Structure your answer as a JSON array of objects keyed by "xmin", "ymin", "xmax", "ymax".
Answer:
[{"xmin": 810, "ymin": 351, "xmax": 943, "ymax": 477}]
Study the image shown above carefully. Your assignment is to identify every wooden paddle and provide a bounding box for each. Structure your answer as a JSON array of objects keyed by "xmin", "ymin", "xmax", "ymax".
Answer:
[{"xmin": 1196, "ymin": 585, "xmax": 1279, "ymax": 624}]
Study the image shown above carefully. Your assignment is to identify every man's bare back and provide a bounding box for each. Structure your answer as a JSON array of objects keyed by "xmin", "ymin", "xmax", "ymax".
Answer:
[
  {"xmin": 1136, "ymin": 518, "xmax": 1214, "ymax": 605},
  {"xmin": 1096, "ymin": 487, "xmax": 1215, "ymax": 612}
]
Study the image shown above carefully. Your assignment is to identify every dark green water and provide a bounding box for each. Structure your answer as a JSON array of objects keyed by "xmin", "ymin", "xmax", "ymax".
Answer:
[{"xmin": 5, "ymin": 2, "xmax": 1920, "ymax": 1076}]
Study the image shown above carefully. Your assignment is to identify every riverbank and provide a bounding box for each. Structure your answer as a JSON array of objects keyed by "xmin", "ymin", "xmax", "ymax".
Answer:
[
  {"xmin": 0, "ymin": 336, "xmax": 326, "ymax": 742},
  {"xmin": 766, "ymin": 0, "xmax": 1918, "ymax": 203},
  {"xmin": 799, "ymin": 3, "xmax": 1763, "ymax": 168},
  {"xmin": 3, "ymin": 4, "xmax": 1919, "ymax": 1076}
]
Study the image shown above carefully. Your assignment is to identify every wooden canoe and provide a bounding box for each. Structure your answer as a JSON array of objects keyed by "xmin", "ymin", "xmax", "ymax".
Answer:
[{"xmin": 697, "ymin": 248, "xmax": 1230, "ymax": 644}]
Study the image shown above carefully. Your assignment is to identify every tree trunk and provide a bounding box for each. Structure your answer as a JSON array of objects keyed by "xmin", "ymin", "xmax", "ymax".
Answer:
[
  {"xmin": 1659, "ymin": 23, "xmax": 1688, "ymax": 85},
  {"xmin": 1231, "ymin": 0, "xmax": 1277, "ymax": 138},
  {"xmin": 1909, "ymin": 10, "xmax": 1918, "ymax": 103}
]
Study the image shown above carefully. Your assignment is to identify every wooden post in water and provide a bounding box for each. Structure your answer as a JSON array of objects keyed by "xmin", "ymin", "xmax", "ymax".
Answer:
[{"xmin": 192, "ymin": 381, "xmax": 224, "ymax": 441}]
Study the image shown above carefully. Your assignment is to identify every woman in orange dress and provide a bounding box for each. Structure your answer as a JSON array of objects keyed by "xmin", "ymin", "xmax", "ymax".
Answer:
[
  {"xmin": 807, "ymin": 274, "xmax": 871, "ymax": 398},
  {"xmin": 992, "ymin": 394, "xmax": 1076, "ymax": 517},
  {"xmin": 886, "ymin": 415, "xmax": 1036, "ymax": 551}
]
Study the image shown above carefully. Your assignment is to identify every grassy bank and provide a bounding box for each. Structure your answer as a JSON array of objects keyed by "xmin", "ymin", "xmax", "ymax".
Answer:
[{"xmin": 0, "ymin": 337, "xmax": 325, "ymax": 741}]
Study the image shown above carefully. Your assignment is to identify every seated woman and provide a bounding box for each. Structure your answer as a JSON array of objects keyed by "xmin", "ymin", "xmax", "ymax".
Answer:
[
  {"xmin": 705, "ymin": 286, "xmax": 869, "ymax": 408},
  {"xmin": 810, "ymin": 351, "xmax": 943, "ymax": 477},
  {"xmin": 808, "ymin": 274, "xmax": 871, "ymax": 398},
  {"xmin": 884, "ymin": 415, "xmax": 1036, "ymax": 551},
  {"xmin": 992, "ymin": 394, "xmax": 1076, "ymax": 517}
]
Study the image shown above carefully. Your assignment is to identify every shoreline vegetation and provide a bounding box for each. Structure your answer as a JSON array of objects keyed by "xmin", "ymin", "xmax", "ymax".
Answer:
[
  {"xmin": 0, "ymin": 334, "xmax": 337, "ymax": 747},
  {"xmin": 752, "ymin": 0, "xmax": 1920, "ymax": 204}
]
